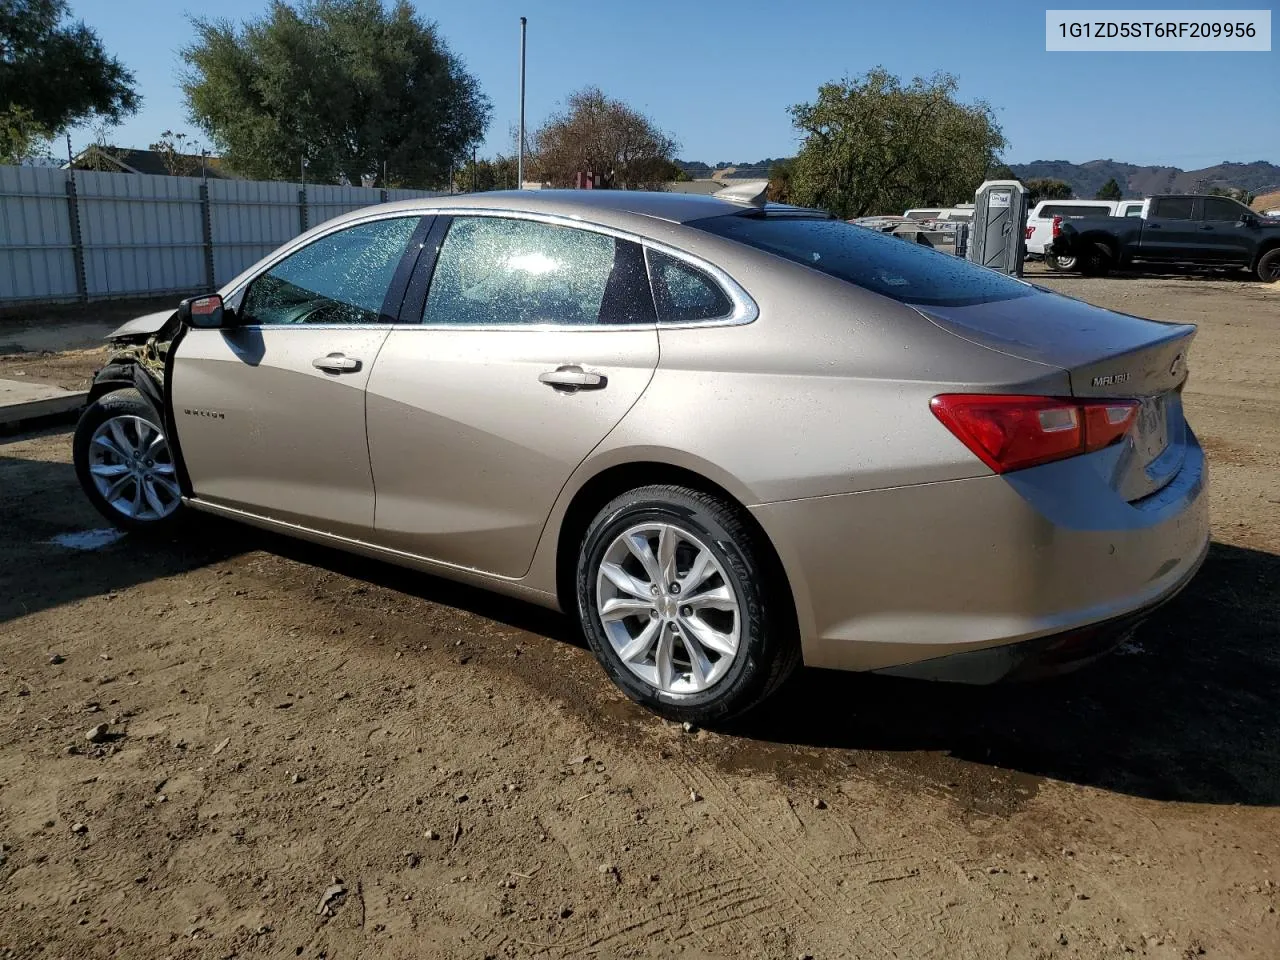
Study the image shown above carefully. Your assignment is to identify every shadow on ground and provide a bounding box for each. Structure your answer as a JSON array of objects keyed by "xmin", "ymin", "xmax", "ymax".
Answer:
[{"xmin": 731, "ymin": 541, "xmax": 1280, "ymax": 807}]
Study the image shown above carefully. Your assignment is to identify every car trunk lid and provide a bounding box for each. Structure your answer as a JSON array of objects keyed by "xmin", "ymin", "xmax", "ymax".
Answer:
[{"xmin": 913, "ymin": 290, "xmax": 1195, "ymax": 501}]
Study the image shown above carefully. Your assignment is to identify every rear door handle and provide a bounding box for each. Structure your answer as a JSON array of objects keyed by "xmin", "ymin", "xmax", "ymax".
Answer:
[
  {"xmin": 1199, "ymin": 225, "xmax": 1214, "ymax": 231},
  {"xmin": 538, "ymin": 365, "xmax": 607, "ymax": 392},
  {"xmin": 312, "ymin": 353, "xmax": 362, "ymax": 374}
]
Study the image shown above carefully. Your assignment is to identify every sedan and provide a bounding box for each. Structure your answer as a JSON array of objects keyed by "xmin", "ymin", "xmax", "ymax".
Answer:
[{"xmin": 74, "ymin": 188, "xmax": 1209, "ymax": 723}]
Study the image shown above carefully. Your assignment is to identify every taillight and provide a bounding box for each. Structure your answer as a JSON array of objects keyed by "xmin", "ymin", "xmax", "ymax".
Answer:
[
  {"xmin": 1025, "ymin": 226, "xmax": 1034, "ymax": 240},
  {"xmin": 1051, "ymin": 215, "xmax": 1063, "ymax": 238},
  {"xmin": 930, "ymin": 395, "xmax": 1140, "ymax": 474}
]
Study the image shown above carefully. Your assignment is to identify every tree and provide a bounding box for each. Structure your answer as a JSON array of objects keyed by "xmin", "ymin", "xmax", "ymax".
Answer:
[
  {"xmin": 531, "ymin": 87, "xmax": 678, "ymax": 190},
  {"xmin": 181, "ymin": 0, "xmax": 489, "ymax": 188},
  {"xmin": 767, "ymin": 157, "xmax": 794, "ymax": 203},
  {"xmin": 787, "ymin": 68, "xmax": 1006, "ymax": 218},
  {"xmin": 452, "ymin": 154, "xmax": 519, "ymax": 193},
  {"xmin": 1095, "ymin": 177, "xmax": 1124, "ymax": 201},
  {"xmin": 149, "ymin": 130, "xmax": 205, "ymax": 177},
  {"xmin": 1024, "ymin": 177, "xmax": 1073, "ymax": 204},
  {"xmin": 0, "ymin": 0, "xmax": 139, "ymax": 163}
]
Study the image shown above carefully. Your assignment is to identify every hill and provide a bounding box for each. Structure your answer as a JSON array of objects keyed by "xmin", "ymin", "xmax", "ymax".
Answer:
[
  {"xmin": 675, "ymin": 157, "xmax": 1280, "ymax": 199},
  {"xmin": 1007, "ymin": 160, "xmax": 1280, "ymax": 199}
]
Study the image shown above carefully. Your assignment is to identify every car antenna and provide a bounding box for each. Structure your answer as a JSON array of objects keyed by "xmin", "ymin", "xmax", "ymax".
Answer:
[{"xmin": 715, "ymin": 180, "xmax": 769, "ymax": 209}]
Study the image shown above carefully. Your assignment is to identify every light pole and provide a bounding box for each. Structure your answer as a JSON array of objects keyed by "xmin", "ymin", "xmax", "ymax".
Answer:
[{"xmin": 517, "ymin": 16, "xmax": 527, "ymax": 189}]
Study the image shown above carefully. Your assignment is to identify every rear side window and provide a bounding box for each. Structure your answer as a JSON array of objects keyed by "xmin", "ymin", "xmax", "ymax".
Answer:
[
  {"xmin": 692, "ymin": 215, "xmax": 1033, "ymax": 307},
  {"xmin": 1152, "ymin": 197, "xmax": 1195, "ymax": 220},
  {"xmin": 646, "ymin": 250, "xmax": 733, "ymax": 323},
  {"xmin": 423, "ymin": 217, "xmax": 655, "ymax": 326},
  {"xmin": 1039, "ymin": 204, "xmax": 1112, "ymax": 219}
]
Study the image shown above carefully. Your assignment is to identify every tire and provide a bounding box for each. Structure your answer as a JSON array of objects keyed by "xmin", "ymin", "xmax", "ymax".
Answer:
[
  {"xmin": 575, "ymin": 485, "xmax": 799, "ymax": 724},
  {"xmin": 1045, "ymin": 254, "xmax": 1077, "ymax": 272},
  {"xmin": 1078, "ymin": 243, "xmax": 1114, "ymax": 276},
  {"xmin": 73, "ymin": 388, "xmax": 185, "ymax": 534},
  {"xmin": 1256, "ymin": 248, "xmax": 1280, "ymax": 283}
]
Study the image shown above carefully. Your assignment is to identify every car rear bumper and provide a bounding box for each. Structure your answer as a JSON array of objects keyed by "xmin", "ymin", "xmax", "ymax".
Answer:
[{"xmin": 750, "ymin": 432, "xmax": 1209, "ymax": 677}]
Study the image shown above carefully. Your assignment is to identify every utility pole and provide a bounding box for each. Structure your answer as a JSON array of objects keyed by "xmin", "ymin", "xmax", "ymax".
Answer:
[
  {"xmin": 472, "ymin": 144, "xmax": 478, "ymax": 193},
  {"xmin": 517, "ymin": 16, "xmax": 527, "ymax": 189}
]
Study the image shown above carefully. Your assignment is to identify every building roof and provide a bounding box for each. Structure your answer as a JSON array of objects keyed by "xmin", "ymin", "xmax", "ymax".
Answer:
[{"xmin": 64, "ymin": 145, "xmax": 236, "ymax": 179}]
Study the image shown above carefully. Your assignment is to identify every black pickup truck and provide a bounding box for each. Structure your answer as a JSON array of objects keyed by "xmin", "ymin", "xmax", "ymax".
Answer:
[{"xmin": 1051, "ymin": 194, "xmax": 1280, "ymax": 281}]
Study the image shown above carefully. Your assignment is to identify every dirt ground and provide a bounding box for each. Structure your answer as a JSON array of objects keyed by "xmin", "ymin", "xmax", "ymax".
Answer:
[{"xmin": 1, "ymin": 271, "xmax": 1278, "ymax": 960}]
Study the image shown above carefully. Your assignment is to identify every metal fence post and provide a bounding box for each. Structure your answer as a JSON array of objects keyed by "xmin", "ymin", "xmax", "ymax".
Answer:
[
  {"xmin": 64, "ymin": 174, "xmax": 87, "ymax": 301},
  {"xmin": 298, "ymin": 188, "xmax": 308, "ymax": 234},
  {"xmin": 380, "ymin": 189, "xmax": 388, "ymax": 203},
  {"xmin": 199, "ymin": 182, "xmax": 215, "ymax": 291}
]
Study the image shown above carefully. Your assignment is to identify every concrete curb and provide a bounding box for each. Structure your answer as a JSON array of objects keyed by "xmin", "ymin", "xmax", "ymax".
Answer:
[{"xmin": 0, "ymin": 378, "xmax": 87, "ymax": 434}]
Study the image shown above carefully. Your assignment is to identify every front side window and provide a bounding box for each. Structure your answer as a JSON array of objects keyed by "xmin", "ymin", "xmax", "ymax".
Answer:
[
  {"xmin": 240, "ymin": 216, "xmax": 420, "ymax": 325},
  {"xmin": 423, "ymin": 217, "xmax": 651, "ymax": 326},
  {"xmin": 1152, "ymin": 197, "xmax": 1195, "ymax": 220},
  {"xmin": 1201, "ymin": 197, "xmax": 1248, "ymax": 222},
  {"xmin": 693, "ymin": 214, "xmax": 1033, "ymax": 307},
  {"xmin": 647, "ymin": 250, "xmax": 733, "ymax": 324}
]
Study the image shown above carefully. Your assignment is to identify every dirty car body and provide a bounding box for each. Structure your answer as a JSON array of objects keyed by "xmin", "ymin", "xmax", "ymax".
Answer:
[{"xmin": 78, "ymin": 190, "xmax": 1210, "ymax": 721}]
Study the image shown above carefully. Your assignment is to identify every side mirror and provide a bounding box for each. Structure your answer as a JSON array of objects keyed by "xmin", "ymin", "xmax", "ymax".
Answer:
[
  {"xmin": 178, "ymin": 293, "xmax": 225, "ymax": 329},
  {"xmin": 1240, "ymin": 213, "xmax": 1259, "ymax": 227}
]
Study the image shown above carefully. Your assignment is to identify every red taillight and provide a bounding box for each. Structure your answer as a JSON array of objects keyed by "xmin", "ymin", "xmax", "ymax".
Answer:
[
  {"xmin": 1025, "ymin": 226, "xmax": 1034, "ymax": 240},
  {"xmin": 930, "ymin": 395, "xmax": 1140, "ymax": 474},
  {"xmin": 1051, "ymin": 215, "xmax": 1063, "ymax": 238}
]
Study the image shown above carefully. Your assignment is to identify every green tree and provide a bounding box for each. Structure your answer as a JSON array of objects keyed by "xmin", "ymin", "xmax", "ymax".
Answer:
[
  {"xmin": 1024, "ymin": 177, "xmax": 1073, "ymax": 204},
  {"xmin": 531, "ymin": 87, "xmax": 678, "ymax": 189},
  {"xmin": 182, "ymin": 0, "xmax": 489, "ymax": 188},
  {"xmin": 0, "ymin": 0, "xmax": 139, "ymax": 163},
  {"xmin": 767, "ymin": 157, "xmax": 794, "ymax": 203},
  {"xmin": 1095, "ymin": 177, "xmax": 1124, "ymax": 201},
  {"xmin": 787, "ymin": 68, "xmax": 1006, "ymax": 218},
  {"xmin": 452, "ymin": 154, "xmax": 518, "ymax": 193}
]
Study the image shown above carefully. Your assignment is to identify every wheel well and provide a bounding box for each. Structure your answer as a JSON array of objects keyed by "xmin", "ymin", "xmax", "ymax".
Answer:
[
  {"xmin": 554, "ymin": 462, "xmax": 799, "ymax": 634},
  {"xmin": 1254, "ymin": 240, "xmax": 1280, "ymax": 266}
]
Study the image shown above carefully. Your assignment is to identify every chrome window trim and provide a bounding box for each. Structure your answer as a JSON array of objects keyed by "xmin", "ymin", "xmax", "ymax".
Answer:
[{"xmin": 224, "ymin": 205, "xmax": 758, "ymax": 332}]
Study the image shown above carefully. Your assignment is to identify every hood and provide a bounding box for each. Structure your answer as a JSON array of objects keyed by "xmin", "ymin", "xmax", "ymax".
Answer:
[{"xmin": 107, "ymin": 309, "xmax": 176, "ymax": 341}]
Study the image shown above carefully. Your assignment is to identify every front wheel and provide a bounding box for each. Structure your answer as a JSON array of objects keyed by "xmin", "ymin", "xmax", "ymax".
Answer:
[
  {"xmin": 1256, "ymin": 248, "xmax": 1280, "ymax": 283},
  {"xmin": 575, "ymin": 485, "xmax": 799, "ymax": 724},
  {"xmin": 73, "ymin": 388, "xmax": 185, "ymax": 533},
  {"xmin": 1045, "ymin": 253, "xmax": 1077, "ymax": 272}
]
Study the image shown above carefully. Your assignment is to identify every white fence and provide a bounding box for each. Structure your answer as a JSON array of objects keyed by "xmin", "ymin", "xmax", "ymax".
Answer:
[{"xmin": 0, "ymin": 165, "xmax": 444, "ymax": 305}]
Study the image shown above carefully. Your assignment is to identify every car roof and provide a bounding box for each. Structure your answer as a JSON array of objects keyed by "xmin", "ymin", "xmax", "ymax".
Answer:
[{"xmin": 322, "ymin": 189, "xmax": 821, "ymax": 234}]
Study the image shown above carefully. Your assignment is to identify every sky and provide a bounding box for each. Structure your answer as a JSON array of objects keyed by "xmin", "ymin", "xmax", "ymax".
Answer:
[{"xmin": 66, "ymin": 0, "xmax": 1278, "ymax": 170}]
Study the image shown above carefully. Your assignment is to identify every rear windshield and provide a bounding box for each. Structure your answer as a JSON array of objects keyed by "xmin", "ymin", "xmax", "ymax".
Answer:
[{"xmin": 692, "ymin": 215, "xmax": 1034, "ymax": 307}]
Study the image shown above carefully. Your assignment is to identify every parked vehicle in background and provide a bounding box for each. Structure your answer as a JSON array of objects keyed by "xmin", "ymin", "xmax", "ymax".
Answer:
[
  {"xmin": 73, "ymin": 189, "xmax": 1208, "ymax": 723},
  {"xmin": 1052, "ymin": 194, "xmax": 1280, "ymax": 281},
  {"xmin": 1028, "ymin": 199, "xmax": 1146, "ymax": 270}
]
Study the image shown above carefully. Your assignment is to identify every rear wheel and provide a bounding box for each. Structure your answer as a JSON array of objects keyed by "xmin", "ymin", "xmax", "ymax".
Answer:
[
  {"xmin": 1256, "ymin": 248, "xmax": 1280, "ymax": 283},
  {"xmin": 575, "ymin": 485, "xmax": 798, "ymax": 724},
  {"xmin": 1078, "ymin": 243, "xmax": 1114, "ymax": 276},
  {"xmin": 73, "ymin": 388, "xmax": 184, "ymax": 533}
]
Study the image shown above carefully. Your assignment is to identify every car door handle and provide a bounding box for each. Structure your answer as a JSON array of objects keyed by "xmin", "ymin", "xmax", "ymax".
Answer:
[
  {"xmin": 538, "ymin": 365, "xmax": 607, "ymax": 392},
  {"xmin": 1147, "ymin": 223, "xmax": 1161, "ymax": 228},
  {"xmin": 312, "ymin": 353, "xmax": 362, "ymax": 374},
  {"xmin": 1199, "ymin": 225, "xmax": 1214, "ymax": 230}
]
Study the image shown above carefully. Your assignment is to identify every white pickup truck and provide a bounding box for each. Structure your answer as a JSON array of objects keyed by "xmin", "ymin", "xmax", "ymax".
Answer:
[{"xmin": 1026, "ymin": 199, "xmax": 1146, "ymax": 269}]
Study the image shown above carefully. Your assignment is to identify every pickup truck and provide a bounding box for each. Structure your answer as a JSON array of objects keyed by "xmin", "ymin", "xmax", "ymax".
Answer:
[
  {"xmin": 1051, "ymin": 194, "xmax": 1280, "ymax": 281},
  {"xmin": 1025, "ymin": 198, "xmax": 1145, "ymax": 270}
]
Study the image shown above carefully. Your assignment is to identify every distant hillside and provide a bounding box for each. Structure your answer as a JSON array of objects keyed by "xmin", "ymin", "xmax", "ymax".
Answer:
[
  {"xmin": 676, "ymin": 157, "xmax": 1280, "ymax": 199},
  {"xmin": 1008, "ymin": 160, "xmax": 1280, "ymax": 199},
  {"xmin": 674, "ymin": 159, "xmax": 781, "ymax": 180}
]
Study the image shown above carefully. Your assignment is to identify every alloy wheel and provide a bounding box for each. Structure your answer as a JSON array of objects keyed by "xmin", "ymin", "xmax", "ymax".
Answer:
[
  {"xmin": 595, "ymin": 522, "xmax": 742, "ymax": 695},
  {"xmin": 87, "ymin": 414, "xmax": 181, "ymax": 521}
]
